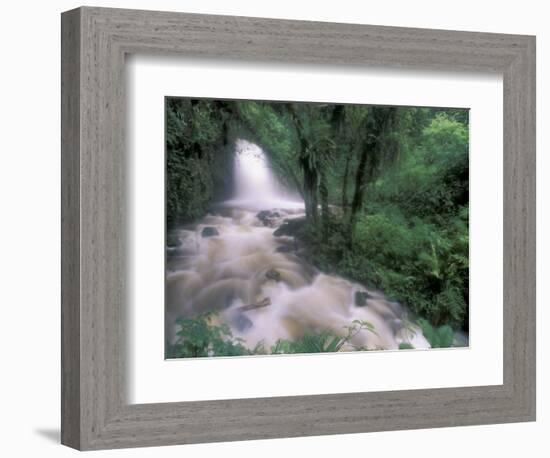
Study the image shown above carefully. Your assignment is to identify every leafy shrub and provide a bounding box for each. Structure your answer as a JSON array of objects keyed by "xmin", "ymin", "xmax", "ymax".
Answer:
[
  {"xmin": 166, "ymin": 99, "xmax": 232, "ymax": 226},
  {"xmin": 271, "ymin": 320, "xmax": 377, "ymax": 354},
  {"xmin": 417, "ymin": 318, "xmax": 455, "ymax": 348},
  {"xmin": 303, "ymin": 204, "xmax": 468, "ymax": 330},
  {"xmin": 421, "ymin": 113, "xmax": 469, "ymax": 163},
  {"xmin": 167, "ymin": 313, "xmax": 249, "ymax": 358},
  {"xmin": 431, "ymin": 285, "xmax": 467, "ymax": 329},
  {"xmin": 270, "ymin": 331, "xmax": 343, "ymax": 354},
  {"xmin": 372, "ymin": 113, "xmax": 469, "ymax": 221},
  {"xmin": 167, "ymin": 315, "xmax": 378, "ymax": 358}
]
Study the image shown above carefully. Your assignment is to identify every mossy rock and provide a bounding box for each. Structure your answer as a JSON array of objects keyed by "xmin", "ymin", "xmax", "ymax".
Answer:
[
  {"xmin": 265, "ymin": 268, "xmax": 282, "ymax": 282},
  {"xmin": 256, "ymin": 210, "xmax": 282, "ymax": 227},
  {"xmin": 354, "ymin": 291, "xmax": 372, "ymax": 306},
  {"xmin": 276, "ymin": 245, "xmax": 293, "ymax": 253},
  {"xmin": 273, "ymin": 217, "xmax": 306, "ymax": 237},
  {"xmin": 166, "ymin": 234, "xmax": 182, "ymax": 248},
  {"xmin": 201, "ymin": 226, "xmax": 219, "ymax": 238}
]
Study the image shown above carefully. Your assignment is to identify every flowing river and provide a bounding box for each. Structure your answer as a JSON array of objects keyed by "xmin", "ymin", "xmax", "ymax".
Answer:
[{"xmin": 166, "ymin": 140, "xmax": 431, "ymax": 353}]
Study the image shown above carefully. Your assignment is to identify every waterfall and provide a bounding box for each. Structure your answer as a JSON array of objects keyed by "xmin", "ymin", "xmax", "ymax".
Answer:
[
  {"xmin": 228, "ymin": 139, "xmax": 303, "ymax": 211},
  {"xmin": 233, "ymin": 140, "xmax": 279, "ymax": 203}
]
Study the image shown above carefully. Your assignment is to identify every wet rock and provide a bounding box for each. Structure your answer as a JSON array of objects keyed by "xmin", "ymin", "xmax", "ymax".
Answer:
[
  {"xmin": 273, "ymin": 217, "xmax": 306, "ymax": 237},
  {"xmin": 238, "ymin": 297, "xmax": 271, "ymax": 312},
  {"xmin": 232, "ymin": 313, "xmax": 253, "ymax": 332},
  {"xmin": 387, "ymin": 300, "xmax": 403, "ymax": 317},
  {"xmin": 257, "ymin": 210, "xmax": 270, "ymax": 220},
  {"xmin": 210, "ymin": 206, "xmax": 233, "ymax": 218},
  {"xmin": 258, "ymin": 210, "xmax": 281, "ymax": 218},
  {"xmin": 354, "ymin": 291, "xmax": 372, "ymax": 307},
  {"xmin": 166, "ymin": 234, "xmax": 182, "ymax": 248},
  {"xmin": 390, "ymin": 318, "xmax": 404, "ymax": 334},
  {"xmin": 265, "ymin": 268, "xmax": 281, "ymax": 282},
  {"xmin": 453, "ymin": 331, "xmax": 469, "ymax": 348},
  {"xmin": 201, "ymin": 226, "xmax": 219, "ymax": 238},
  {"xmin": 256, "ymin": 210, "xmax": 281, "ymax": 227},
  {"xmin": 276, "ymin": 245, "xmax": 293, "ymax": 253}
]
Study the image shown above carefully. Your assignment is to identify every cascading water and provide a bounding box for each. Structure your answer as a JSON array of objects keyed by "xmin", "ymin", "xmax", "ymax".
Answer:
[
  {"xmin": 226, "ymin": 139, "xmax": 303, "ymax": 211},
  {"xmin": 166, "ymin": 140, "xmax": 432, "ymax": 355}
]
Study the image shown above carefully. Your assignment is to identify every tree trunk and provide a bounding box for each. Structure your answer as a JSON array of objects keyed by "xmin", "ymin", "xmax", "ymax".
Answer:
[
  {"xmin": 289, "ymin": 105, "xmax": 318, "ymax": 226},
  {"xmin": 319, "ymin": 168, "xmax": 330, "ymax": 239},
  {"xmin": 341, "ymin": 152, "xmax": 350, "ymax": 218},
  {"xmin": 301, "ymin": 159, "xmax": 318, "ymax": 225},
  {"xmin": 348, "ymin": 145, "xmax": 370, "ymax": 246},
  {"xmin": 347, "ymin": 107, "xmax": 399, "ymax": 247}
]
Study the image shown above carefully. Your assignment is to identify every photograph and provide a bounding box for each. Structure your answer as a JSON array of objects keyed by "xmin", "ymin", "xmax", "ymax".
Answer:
[{"xmin": 164, "ymin": 98, "xmax": 470, "ymax": 358}]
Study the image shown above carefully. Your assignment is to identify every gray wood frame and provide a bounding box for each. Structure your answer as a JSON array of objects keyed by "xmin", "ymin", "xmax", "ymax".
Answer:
[{"xmin": 61, "ymin": 6, "xmax": 536, "ymax": 451}]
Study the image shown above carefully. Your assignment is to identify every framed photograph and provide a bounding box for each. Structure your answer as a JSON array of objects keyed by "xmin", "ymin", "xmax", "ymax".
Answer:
[{"xmin": 61, "ymin": 6, "xmax": 536, "ymax": 450}]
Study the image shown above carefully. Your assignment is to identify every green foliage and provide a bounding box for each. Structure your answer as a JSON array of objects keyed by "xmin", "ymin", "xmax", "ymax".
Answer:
[
  {"xmin": 354, "ymin": 208, "xmax": 467, "ymax": 328},
  {"xmin": 271, "ymin": 320, "xmax": 377, "ymax": 354},
  {"xmin": 167, "ymin": 313, "xmax": 249, "ymax": 358},
  {"xmin": 166, "ymin": 99, "xmax": 232, "ymax": 226},
  {"xmin": 374, "ymin": 113, "xmax": 469, "ymax": 221},
  {"xmin": 417, "ymin": 318, "xmax": 455, "ymax": 348},
  {"xmin": 270, "ymin": 331, "xmax": 342, "ymax": 354},
  {"xmin": 166, "ymin": 315, "xmax": 377, "ymax": 358},
  {"xmin": 398, "ymin": 342, "xmax": 415, "ymax": 350},
  {"xmin": 422, "ymin": 113, "xmax": 469, "ymax": 162}
]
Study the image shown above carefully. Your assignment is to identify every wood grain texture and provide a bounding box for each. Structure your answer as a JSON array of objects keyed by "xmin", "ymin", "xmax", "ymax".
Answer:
[
  {"xmin": 60, "ymin": 6, "xmax": 536, "ymax": 450},
  {"xmin": 61, "ymin": 7, "xmax": 81, "ymax": 450}
]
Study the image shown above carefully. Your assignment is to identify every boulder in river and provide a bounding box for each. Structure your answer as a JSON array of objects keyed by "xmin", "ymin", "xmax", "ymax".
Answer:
[
  {"xmin": 166, "ymin": 234, "xmax": 182, "ymax": 248},
  {"xmin": 390, "ymin": 318, "xmax": 403, "ymax": 334},
  {"xmin": 273, "ymin": 216, "xmax": 306, "ymax": 237},
  {"xmin": 232, "ymin": 313, "xmax": 253, "ymax": 332},
  {"xmin": 256, "ymin": 210, "xmax": 282, "ymax": 227},
  {"xmin": 354, "ymin": 291, "xmax": 372, "ymax": 307},
  {"xmin": 265, "ymin": 268, "xmax": 282, "ymax": 282},
  {"xmin": 276, "ymin": 244, "xmax": 293, "ymax": 253},
  {"xmin": 201, "ymin": 226, "xmax": 219, "ymax": 238}
]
